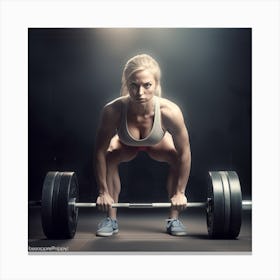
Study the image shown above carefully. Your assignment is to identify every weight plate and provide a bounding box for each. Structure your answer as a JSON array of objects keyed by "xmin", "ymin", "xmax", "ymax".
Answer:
[
  {"xmin": 53, "ymin": 172, "xmax": 79, "ymax": 239},
  {"xmin": 207, "ymin": 171, "xmax": 225, "ymax": 238},
  {"xmin": 41, "ymin": 171, "xmax": 60, "ymax": 238},
  {"xmin": 219, "ymin": 171, "xmax": 231, "ymax": 236},
  {"xmin": 226, "ymin": 171, "xmax": 242, "ymax": 239}
]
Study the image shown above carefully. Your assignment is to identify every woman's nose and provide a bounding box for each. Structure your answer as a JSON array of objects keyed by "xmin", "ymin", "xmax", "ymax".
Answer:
[{"xmin": 137, "ymin": 86, "xmax": 144, "ymax": 95}]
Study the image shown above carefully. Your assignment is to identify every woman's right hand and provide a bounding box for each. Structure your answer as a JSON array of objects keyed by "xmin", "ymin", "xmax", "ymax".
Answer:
[{"xmin": 96, "ymin": 192, "xmax": 115, "ymax": 212}]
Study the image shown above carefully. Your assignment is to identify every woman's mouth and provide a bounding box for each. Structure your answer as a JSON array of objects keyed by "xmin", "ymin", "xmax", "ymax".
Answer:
[{"xmin": 135, "ymin": 98, "xmax": 146, "ymax": 103}]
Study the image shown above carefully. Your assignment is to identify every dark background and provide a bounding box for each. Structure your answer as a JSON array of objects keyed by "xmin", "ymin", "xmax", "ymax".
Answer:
[{"xmin": 28, "ymin": 28, "xmax": 251, "ymax": 203}]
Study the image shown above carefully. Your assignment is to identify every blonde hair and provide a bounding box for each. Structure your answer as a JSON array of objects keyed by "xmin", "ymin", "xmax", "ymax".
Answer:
[{"xmin": 120, "ymin": 54, "xmax": 162, "ymax": 97}]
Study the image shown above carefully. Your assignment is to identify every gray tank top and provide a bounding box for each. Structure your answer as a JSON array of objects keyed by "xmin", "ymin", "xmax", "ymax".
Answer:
[{"xmin": 117, "ymin": 96, "xmax": 165, "ymax": 147}]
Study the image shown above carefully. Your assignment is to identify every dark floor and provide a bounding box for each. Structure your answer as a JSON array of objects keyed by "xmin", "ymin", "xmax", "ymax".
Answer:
[{"xmin": 28, "ymin": 208, "xmax": 252, "ymax": 254}]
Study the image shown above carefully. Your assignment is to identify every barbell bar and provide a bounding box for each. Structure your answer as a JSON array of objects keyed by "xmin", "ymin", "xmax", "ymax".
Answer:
[
  {"xmin": 68, "ymin": 201, "xmax": 252, "ymax": 209},
  {"xmin": 29, "ymin": 200, "xmax": 252, "ymax": 209},
  {"xmin": 29, "ymin": 170, "xmax": 252, "ymax": 239}
]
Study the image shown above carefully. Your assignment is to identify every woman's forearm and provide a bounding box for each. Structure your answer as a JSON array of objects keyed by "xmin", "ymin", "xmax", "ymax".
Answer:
[
  {"xmin": 175, "ymin": 148, "xmax": 191, "ymax": 194},
  {"xmin": 95, "ymin": 151, "xmax": 109, "ymax": 194}
]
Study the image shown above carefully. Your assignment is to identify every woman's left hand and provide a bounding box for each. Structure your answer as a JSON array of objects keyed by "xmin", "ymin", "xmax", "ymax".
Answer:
[{"xmin": 170, "ymin": 192, "xmax": 188, "ymax": 211}]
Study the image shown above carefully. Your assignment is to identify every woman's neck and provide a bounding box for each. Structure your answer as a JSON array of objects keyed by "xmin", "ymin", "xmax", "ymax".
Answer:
[{"xmin": 128, "ymin": 96, "xmax": 155, "ymax": 116}]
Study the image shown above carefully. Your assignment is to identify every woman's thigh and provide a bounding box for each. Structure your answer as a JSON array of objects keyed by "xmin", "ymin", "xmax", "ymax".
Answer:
[{"xmin": 146, "ymin": 132, "xmax": 178, "ymax": 166}]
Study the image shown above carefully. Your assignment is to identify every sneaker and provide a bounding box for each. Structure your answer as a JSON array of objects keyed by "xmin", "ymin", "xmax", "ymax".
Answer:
[
  {"xmin": 96, "ymin": 217, "xmax": 119, "ymax": 237},
  {"xmin": 166, "ymin": 218, "xmax": 187, "ymax": 236}
]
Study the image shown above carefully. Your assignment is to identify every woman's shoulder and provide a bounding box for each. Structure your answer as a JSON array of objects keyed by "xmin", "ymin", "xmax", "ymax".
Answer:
[
  {"xmin": 103, "ymin": 96, "xmax": 128, "ymax": 112},
  {"xmin": 158, "ymin": 96, "xmax": 182, "ymax": 114},
  {"xmin": 158, "ymin": 96, "xmax": 185, "ymax": 129},
  {"xmin": 99, "ymin": 96, "xmax": 127, "ymax": 125}
]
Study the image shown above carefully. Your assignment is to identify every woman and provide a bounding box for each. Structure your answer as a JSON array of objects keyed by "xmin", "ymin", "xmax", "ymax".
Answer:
[{"xmin": 94, "ymin": 54, "xmax": 191, "ymax": 236}]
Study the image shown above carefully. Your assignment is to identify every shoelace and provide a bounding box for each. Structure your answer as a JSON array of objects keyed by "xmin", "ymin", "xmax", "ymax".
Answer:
[
  {"xmin": 98, "ymin": 217, "xmax": 118, "ymax": 228},
  {"xmin": 165, "ymin": 218, "xmax": 184, "ymax": 227},
  {"xmin": 98, "ymin": 217, "xmax": 112, "ymax": 228}
]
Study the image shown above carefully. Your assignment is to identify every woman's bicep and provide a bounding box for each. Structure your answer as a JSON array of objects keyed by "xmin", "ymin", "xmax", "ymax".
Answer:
[
  {"xmin": 164, "ymin": 107, "xmax": 190, "ymax": 154},
  {"xmin": 95, "ymin": 105, "xmax": 118, "ymax": 152}
]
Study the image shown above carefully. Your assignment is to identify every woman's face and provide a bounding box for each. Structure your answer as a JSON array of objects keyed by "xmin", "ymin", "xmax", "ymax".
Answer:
[{"xmin": 127, "ymin": 69, "xmax": 157, "ymax": 104}]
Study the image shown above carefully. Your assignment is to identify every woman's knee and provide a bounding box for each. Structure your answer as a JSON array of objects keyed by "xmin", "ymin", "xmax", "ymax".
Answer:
[
  {"xmin": 106, "ymin": 145, "xmax": 138, "ymax": 167},
  {"xmin": 106, "ymin": 149, "xmax": 120, "ymax": 168}
]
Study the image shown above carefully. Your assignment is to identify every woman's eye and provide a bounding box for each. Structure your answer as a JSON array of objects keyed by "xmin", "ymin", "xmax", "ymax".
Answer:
[
  {"xmin": 144, "ymin": 83, "xmax": 152, "ymax": 89},
  {"xmin": 130, "ymin": 83, "xmax": 138, "ymax": 90}
]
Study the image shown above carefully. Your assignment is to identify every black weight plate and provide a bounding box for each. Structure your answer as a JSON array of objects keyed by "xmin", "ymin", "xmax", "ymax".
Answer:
[
  {"xmin": 226, "ymin": 171, "xmax": 242, "ymax": 239},
  {"xmin": 53, "ymin": 172, "xmax": 79, "ymax": 239},
  {"xmin": 64, "ymin": 171, "xmax": 79, "ymax": 238},
  {"xmin": 41, "ymin": 171, "xmax": 60, "ymax": 238},
  {"xmin": 207, "ymin": 171, "xmax": 225, "ymax": 238}
]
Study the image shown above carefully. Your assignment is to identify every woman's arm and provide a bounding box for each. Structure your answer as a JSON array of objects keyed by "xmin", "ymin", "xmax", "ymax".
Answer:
[
  {"xmin": 94, "ymin": 101, "xmax": 120, "ymax": 211},
  {"xmin": 162, "ymin": 102, "xmax": 191, "ymax": 209}
]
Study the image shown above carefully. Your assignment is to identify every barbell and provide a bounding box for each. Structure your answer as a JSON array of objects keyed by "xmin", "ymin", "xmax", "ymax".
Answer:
[{"xmin": 29, "ymin": 170, "xmax": 251, "ymax": 239}]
